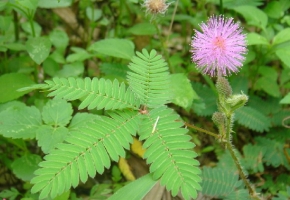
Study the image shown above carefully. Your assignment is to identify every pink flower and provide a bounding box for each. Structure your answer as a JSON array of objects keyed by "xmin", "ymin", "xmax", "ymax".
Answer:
[{"xmin": 191, "ymin": 16, "xmax": 247, "ymax": 77}]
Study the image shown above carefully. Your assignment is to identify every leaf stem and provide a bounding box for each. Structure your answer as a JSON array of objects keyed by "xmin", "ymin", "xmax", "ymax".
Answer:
[{"xmin": 184, "ymin": 122, "xmax": 219, "ymax": 139}]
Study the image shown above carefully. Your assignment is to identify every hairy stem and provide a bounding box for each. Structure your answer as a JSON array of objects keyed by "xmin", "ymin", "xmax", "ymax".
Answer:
[{"xmin": 226, "ymin": 142, "xmax": 257, "ymax": 198}]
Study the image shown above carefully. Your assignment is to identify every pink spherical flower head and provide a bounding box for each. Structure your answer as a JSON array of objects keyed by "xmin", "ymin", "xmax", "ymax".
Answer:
[{"xmin": 191, "ymin": 16, "xmax": 247, "ymax": 77}]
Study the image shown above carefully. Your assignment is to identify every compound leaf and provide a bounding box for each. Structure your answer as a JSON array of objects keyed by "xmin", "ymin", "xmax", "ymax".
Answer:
[
  {"xmin": 138, "ymin": 106, "xmax": 201, "ymax": 200},
  {"xmin": 127, "ymin": 49, "xmax": 171, "ymax": 108},
  {"xmin": 21, "ymin": 77, "xmax": 140, "ymax": 111},
  {"xmin": 31, "ymin": 110, "xmax": 140, "ymax": 199},
  {"xmin": 235, "ymin": 106, "xmax": 271, "ymax": 132}
]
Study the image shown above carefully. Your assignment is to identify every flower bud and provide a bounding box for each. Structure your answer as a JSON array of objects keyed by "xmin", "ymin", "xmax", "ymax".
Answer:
[
  {"xmin": 143, "ymin": 0, "xmax": 170, "ymax": 15},
  {"xmin": 216, "ymin": 76, "xmax": 232, "ymax": 98},
  {"xmin": 212, "ymin": 112, "xmax": 225, "ymax": 127},
  {"xmin": 226, "ymin": 93, "xmax": 248, "ymax": 112}
]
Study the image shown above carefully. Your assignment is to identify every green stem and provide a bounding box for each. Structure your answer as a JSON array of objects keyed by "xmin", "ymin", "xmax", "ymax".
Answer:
[
  {"xmin": 166, "ymin": 0, "xmax": 179, "ymax": 44},
  {"xmin": 226, "ymin": 142, "xmax": 257, "ymax": 197},
  {"xmin": 185, "ymin": 122, "xmax": 219, "ymax": 139},
  {"xmin": 13, "ymin": 10, "xmax": 19, "ymax": 41}
]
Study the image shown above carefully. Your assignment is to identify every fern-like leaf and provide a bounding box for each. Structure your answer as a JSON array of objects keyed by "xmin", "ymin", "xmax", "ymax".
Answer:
[
  {"xmin": 23, "ymin": 77, "xmax": 140, "ymax": 110},
  {"xmin": 138, "ymin": 106, "xmax": 201, "ymax": 200},
  {"xmin": 127, "ymin": 49, "xmax": 170, "ymax": 108},
  {"xmin": 30, "ymin": 110, "xmax": 140, "ymax": 199},
  {"xmin": 201, "ymin": 167, "xmax": 240, "ymax": 198},
  {"xmin": 235, "ymin": 106, "xmax": 271, "ymax": 132}
]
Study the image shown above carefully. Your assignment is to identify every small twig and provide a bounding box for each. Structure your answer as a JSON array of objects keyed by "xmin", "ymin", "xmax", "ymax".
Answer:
[{"xmin": 184, "ymin": 122, "xmax": 219, "ymax": 139}]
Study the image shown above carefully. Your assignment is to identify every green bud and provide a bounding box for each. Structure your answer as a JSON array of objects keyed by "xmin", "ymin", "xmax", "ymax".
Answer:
[
  {"xmin": 226, "ymin": 93, "xmax": 248, "ymax": 112},
  {"xmin": 216, "ymin": 77, "xmax": 232, "ymax": 98},
  {"xmin": 212, "ymin": 112, "xmax": 226, "ymax": 136},
  {"xmin": 212, "ymin": 112, "xmax": 225, "ymax": 127}
]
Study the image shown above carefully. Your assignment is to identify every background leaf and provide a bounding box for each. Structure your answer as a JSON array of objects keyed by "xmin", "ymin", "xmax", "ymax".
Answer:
[
  {"xmin": 235, "ymin": 106, "xmax": 271, "ymax": 132},
  {"xmin": 0, "ymin": 73, "xmax": 34, "ymax": 103},
  {"xmin": 170, "ymin": 73, "xmax": 199, "ymax": 109},
  {"xmin": 0, "ymin": 102, "xmax": 41, "ymax": 139},
  {"xmin": 38, "ymin": 0, "xmax": 73, "ymax": 8},
  {"xmin": 11, "ymin": 154, "xmax": 42, "ymax": 182},
  {"xmin": 88, "ymin": 38, "xmax": 135, "ymax": 60},
  {"xmin": 127, "ymin": 23, "xmax": 157, "ymax": 35},
  {"xmin": 233, "ymin": 6, "xmax": 267, "ymax": 29},
  {"xmin": 26, "ymin": 36, "xmax": 52, "ymax": 64},
  {"xmin": 108, "ymin": 174, "xmax": 158, "ymax": 200},
  {"xmin": 36, "ymin": 126, "xmax": 69, "ymax": 154}
]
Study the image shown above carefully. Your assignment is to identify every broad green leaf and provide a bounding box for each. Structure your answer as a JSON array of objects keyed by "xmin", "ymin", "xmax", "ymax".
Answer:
[
  {"xmin": 26, "ymin": 37, "xmax": 52, "ymax": 65},
  {"xmin": 108, "ymin": 174, "xmax": 158, "ymax": 200},
  {"xmin": 38, "ymin": 0, "xmax": 72, "ymax": 8},
  {"xmin": 273, "ymin": 28, "xmax": 290, "ymax": 46},
  {"xmin": 0, "ymin": 102, "xmax": 41, "ymax": 139},
  {"xmin": 280, "ymin": 93, "xmax": 290, "ymax": 104},
  {"xmin": 170, "ymin": 73, "xmax": 199, "ymax": 109},
  {"xmin": 0, "ymin": 73, "xmax": 34, "ymax": 103},
  {"xmin": 127, "ymin": 23, "xmax": 157, "ymax": 35},
  {"xmin": 56, "ymin": 62, "xmax": 84, "ymax": 77},
  {"xmin": 86, "ymin": 7, "xmax": 102, "ymax": 21},
  {"xmin": 233, "ymin": 6, "xmax": 267, "ymax": 29},
  {"xmin": 42, "ymin": 99, "xmax": 73, "ymax": 127},
  {"xmin": 49, "ymin": 29, "xmax": 69, "ymax": 51},
  {"xmin": 36, "ymin": 125, "xmax": 69, "ymax": 153},
  {"xmin": 246, "ymin": 32, "xmax": 269, "ymax": 46},
  {"xmin": 11, "ymin": 154, "xmax": 42, "ymax": 181},
  {"xmin": 264, "ymin": 1, "xmax": 283, "ymax": 19},
  {"xmin": 88, "ymin": 38, "xmax": 135, "ymax": 60},
  {"xmin": 275, "ymin": 48, "xmax": 290, "ymax": 68}
]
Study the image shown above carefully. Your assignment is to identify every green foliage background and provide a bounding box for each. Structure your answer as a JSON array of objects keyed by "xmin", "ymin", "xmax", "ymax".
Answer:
[{"xmin": 0, "ymin": 0, "xmax": 290, "ymax": 200}]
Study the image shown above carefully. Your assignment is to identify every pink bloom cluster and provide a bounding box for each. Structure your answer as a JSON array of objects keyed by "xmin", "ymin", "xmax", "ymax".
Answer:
[{"xmin": 191, "ymin": 16, "xmax": 247, "ymax": 77}]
